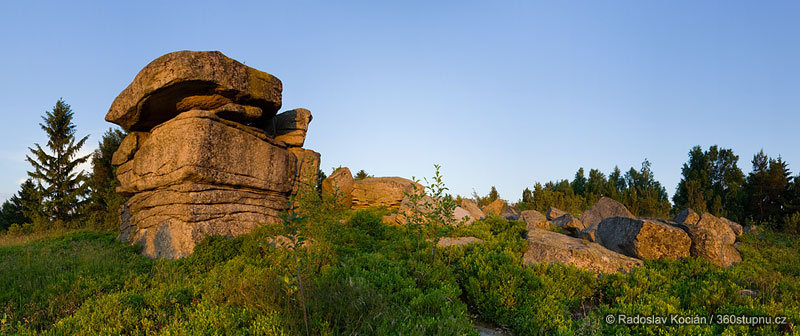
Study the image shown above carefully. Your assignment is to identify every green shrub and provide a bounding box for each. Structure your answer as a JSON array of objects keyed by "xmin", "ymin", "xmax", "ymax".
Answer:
[
  {"xmin": 783, "ymin": 212, "xmax": 800, "ymax": 235},
  {"xmin": 6, "ymin": 224, "xmax": 22, "ymax": 236},
  {"xmin": 309, "ymin": 253, "xmax": 476, "ymax": 335}
]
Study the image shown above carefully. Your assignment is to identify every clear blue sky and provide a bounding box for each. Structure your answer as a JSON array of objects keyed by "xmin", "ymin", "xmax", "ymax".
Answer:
[{"xmin": 1, "ymin": 1, "xmax": 798, "ymax": 202}]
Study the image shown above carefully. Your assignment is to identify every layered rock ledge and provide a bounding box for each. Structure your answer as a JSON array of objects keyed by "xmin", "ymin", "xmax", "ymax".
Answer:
[{"xmin": 109, "ymin": 51, "xmax": 318, "ymax": 258}]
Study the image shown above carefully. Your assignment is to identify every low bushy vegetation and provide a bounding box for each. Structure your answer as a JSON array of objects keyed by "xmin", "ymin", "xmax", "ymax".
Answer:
[{"xmin": 2, "ymin": 185, "xmax": 798, "ymax": 335}]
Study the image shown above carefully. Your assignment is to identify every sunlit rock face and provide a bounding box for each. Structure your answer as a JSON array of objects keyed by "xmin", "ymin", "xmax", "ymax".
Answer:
[{"xmin": 109, "ymin": 51, "xmax": 318, "ymax": 259}]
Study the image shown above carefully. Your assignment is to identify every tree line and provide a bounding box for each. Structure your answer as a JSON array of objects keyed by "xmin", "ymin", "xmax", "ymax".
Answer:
[
  {"xmin": 515, "ymin": 159, "xmax": 671, "ymax": 218},
  {"xmin": 1, "ymin": 99, "xmax": 799, "ymax": 235},
  {"xmin": 511, "ymin": 145, "xmax": 800, "ymax": 233}
]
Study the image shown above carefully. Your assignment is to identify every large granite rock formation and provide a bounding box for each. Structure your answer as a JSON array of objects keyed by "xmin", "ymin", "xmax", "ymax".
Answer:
[{"xmin": 110, "ymin": 51, "xmax": 319, "ymax": 259}]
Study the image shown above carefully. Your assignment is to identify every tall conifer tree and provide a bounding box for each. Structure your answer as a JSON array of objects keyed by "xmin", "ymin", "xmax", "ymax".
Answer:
[{"xmin": 25, "ymin": 99, "xmax": 90, "ymax": 226}]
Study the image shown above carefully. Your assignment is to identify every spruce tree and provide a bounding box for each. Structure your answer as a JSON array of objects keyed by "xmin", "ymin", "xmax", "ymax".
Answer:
[
  {"xmin": 745, "ymin": 150, "xmax": 774, "ymax": 224},
  {"xmin": 521, "ymin": 188, "xmax": 533, "ymax": 204},
  {"xmin": 571, "ymin": 168, "xmax": 587, "ymax": 196},
  {"xmin": 607, "ymin": 166, "xmax": 626, "ymax": 199},
  {"xmin": 0, "ymin": 179, "xmax": 40, "ymax": 230},
  {"xmin": 585, "ymin": 169, "xmax": 607, "ymax": 206},
  {"xmin": 354, "ymin": 169, "xmax": 372, "ymax": 181},
  {"xmin": 0, "ymin": 198, "xmax": 23, "ymax": 231},
  {"xmin": 86, "ymin": 128, "xmax": 126, "ymax": 230},
  {"xmin": 488, "ymin": 186, "xmax": 499, "ymax": 202},
  {"xmin": 25, "ymin": 99, "xmax": 90, "ymax": 227}
]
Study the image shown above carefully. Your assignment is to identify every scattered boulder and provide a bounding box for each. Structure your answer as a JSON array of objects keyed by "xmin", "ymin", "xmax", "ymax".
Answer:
[
  {"xmin": 110, "ymin": 51, "xmax": 318, "ymax": 259},
  {"xmin": 501, "ymin": 207, "xmax": 520, "ymax": 221},
  {"xmin": 673, "ymin": 208, "xmax": 700, "ymax": 226},
  {"xmin": 737, "ymin": 289, "xmax": 758, "ymax": 298},
  {"xmin": 267, "ymin": 108, "xmax": 312, "ymax": 147},
  {"xmin": 437, "ymin": 237, "xmax": 483, "ymax": 247},
  {"xmin": 596, "ymin": 217, "xmax": 691, "ymax": 260},
  {"xmin": 473, "ymin": 322, "xmax": 507, "ymax": 336},
  {"xmin": 520, "ymin": 210, "xmax": 550, "ymax": 231},
  {"xmin": 579, "ymin": 226, "xmax": 598, "ymax": 243},
  {"xmin": 461, "ymin": 199, "xmax": 485, "ymax": 220},
  {"xmin": 579, "ymin": 197, "xmax": 634, "ymax": 229},
  {"xmin": 674, "ymin": 212, "xmax": 741, "ymax": 266},
  {"xmin": 399, "ymin": 194, "xmax": 437, "ymax": 215},
  {"xmin": 482, "ymin": 199, "xmax": 508, "ymax": 217},
  {"xmin": 321, "ymin": 167, "xmax": 354, "ymax": 206},
  {"xmin": 351, "ymin": 177, "xmax": 423, "ymax": 209},
  {"xmin": 546, "ymin": 207, "xmax": 567, "ymax": 220},
  {"xmin": 551, "ymin": 214, "xmax": 586, "ymax": 235},
  {"xmin": 453, "ymin": 207, "xmax": 475, "ymax": 225},
  {"xmin": 744, "ymin": 225, "xmax": 760, "ymax": 234},
  {"xmin": 382, "ymin": 213, "xmax": 406, "ymax": 226},
  {"xmin": 106, "ymin": 50, "xmax": 282, "ymax": 131},
  {"xmin": 721, "ymin": 217, "xmax": 744, "ymax": 237},
  {"xmin": 523, "ymin": 228, "xmax": 643, "ymax": 274},
  {"xmin": 398, "ymin": 196, "xmax": 473, "ymax": 225}
]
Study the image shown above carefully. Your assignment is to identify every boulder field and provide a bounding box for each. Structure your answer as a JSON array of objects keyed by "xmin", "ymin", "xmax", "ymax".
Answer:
[
  {"xmin": 519, "ymin": 197, "xmax": 743, "ymax": 272},
  {"xmin": 319, "ymin": 175, "xmax": 746, "ymax": 272}
]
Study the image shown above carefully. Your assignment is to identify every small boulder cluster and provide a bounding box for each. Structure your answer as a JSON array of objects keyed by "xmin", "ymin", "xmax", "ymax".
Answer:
[
  {"xmin": 108, "ymin": 51, "xmax": 319, "ymax": 259},
  {"xmin": 321, "ymin": 167, "xmax": 490, "ymax": 226},
  {"xmin": 521, "ymin": 197, "xmax": 745, "ymax": 274}
]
